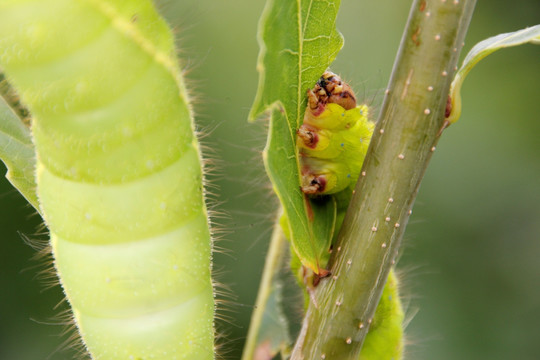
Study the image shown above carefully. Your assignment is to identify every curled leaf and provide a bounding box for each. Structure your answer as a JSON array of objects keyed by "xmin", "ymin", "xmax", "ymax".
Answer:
[{"xmin": 448, "ymin": 25, "xmax": 540, "ymax": 124}]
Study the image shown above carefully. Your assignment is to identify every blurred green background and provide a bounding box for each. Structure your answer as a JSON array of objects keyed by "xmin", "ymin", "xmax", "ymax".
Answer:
[{"xmin": 1, "ymin": 0, "xmax": 539, "ymax": 359}]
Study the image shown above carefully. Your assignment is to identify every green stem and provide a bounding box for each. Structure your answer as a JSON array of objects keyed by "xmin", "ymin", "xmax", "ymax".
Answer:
[
  {"xmin": 241, "ymin": 211, "xmax": 288, "ymax": 360},
  {"xmin": 290, "ymin": 0, "xmax": 477, "ymax": 358}
]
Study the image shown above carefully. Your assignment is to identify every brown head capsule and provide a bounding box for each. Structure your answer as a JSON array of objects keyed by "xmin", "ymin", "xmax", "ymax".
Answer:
[
  {"xmin": 328, "ymin": 86, "xmax": 356, "ymax": 110},
  {"xmin": 307, "ymin": 71, "xmax": 357, "ymax": 114},
  {"xmin": 319, "ymin": 71, "xmax": 357, "ymax": 110}
]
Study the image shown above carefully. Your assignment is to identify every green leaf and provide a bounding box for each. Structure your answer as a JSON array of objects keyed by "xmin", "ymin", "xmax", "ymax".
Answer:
[
  {"xmin": 0, "ymin": 89, "xmax": 38, "ymax": 210},
  {"xmin": 251, "ymin": 0, "xmax": 343, "ymax": 274},
  {"xmin": 448, "ymin": 24, "xmax": 540, "ymax": 124}
]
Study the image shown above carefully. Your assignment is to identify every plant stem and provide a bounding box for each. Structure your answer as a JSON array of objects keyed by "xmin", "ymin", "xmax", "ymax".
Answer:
[
  {"xmin": 290, "ymin": 0, "xmax": 477, "ymax": 359},
  {"xmin": 242, "ymin": 212, "xmax": 288, "ymax": 360}
]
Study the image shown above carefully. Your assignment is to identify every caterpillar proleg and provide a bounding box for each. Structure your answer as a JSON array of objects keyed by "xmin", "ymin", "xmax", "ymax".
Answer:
[{"xmin": 0, "ymin": 0, "xmax": 215, "ymax": 359}]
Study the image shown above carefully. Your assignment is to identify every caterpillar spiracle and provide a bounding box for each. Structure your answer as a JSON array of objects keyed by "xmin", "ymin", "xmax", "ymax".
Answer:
[{"xmin": 0, "ymin": 1, "xmax": 215, "ymax": 359}]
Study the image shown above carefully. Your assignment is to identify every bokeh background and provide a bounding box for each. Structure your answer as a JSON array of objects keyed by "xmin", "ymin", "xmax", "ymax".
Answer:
[{"xmin": 1, "ymin": 0, "xmax": 539, "ymax": 359}]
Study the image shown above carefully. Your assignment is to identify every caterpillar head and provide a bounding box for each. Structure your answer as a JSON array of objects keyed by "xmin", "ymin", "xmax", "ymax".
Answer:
[{"xmin": 307, "ymin": 71, "xmax": 357, "ymax": 116}]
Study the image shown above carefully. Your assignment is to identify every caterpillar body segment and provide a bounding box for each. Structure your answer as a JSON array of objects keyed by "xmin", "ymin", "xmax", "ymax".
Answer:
[
  {"xmin": 300, "ymin": 157, "xmax": 350, "ymax": 195},
  {"xmin": 359, "ymin": 270, "xmax": 404, "ymax": 360},
  {"xmin": 297, "ymin": 107, "xmax": 371, "ymax": 160},
  {"xmin": 0, "ymin": 1, "xmax": 215, "ymax": 359},
  {"xmin": 297, "ymin": 125, "xmax": 337, "ymax": 155},
  {"xmin": 302, "ymin": 102, "xmax": 367, "ymax": 131}
]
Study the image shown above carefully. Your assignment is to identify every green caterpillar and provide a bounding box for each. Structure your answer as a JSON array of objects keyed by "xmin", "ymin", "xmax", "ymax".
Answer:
[
  {"xmin": 283, "ymin": 71, "xmax": 404, "ymax": 359},
  {"xmin": 285, "ymin": 71, "xmax": 373, "ymax": 281},
  {"xmin": 0, "ymin": 1, "xmax": 214, "ymax": 359}
]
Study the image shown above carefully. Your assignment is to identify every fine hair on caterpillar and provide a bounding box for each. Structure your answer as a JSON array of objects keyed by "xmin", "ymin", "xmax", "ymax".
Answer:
[
  {"xmin": 158, "ymin": 56, "xmax": 266, "ymax": 358},
  {"xmin": 186, "ymin": 67, "xmax": 278, "ymax": 355},
  {"xmin": 217, "ymin": 114, "xmax": 279, "ymax": 246},
  {"xmin": 10, "ymin": 216, "xmax": 88, "ymax": 358},
  {"xmin": 37, "ymin": 309, "xmax": 89, "ymax": 360},
  {"xmin": 16, "ymin": 236, "xmax": 90, "ymax": 360}
]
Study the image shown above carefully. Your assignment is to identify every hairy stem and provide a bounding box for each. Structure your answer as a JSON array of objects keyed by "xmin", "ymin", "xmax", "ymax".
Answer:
[{"xmin": 290, "ymin": 0, "xmax": 477, "ymax": 358}]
